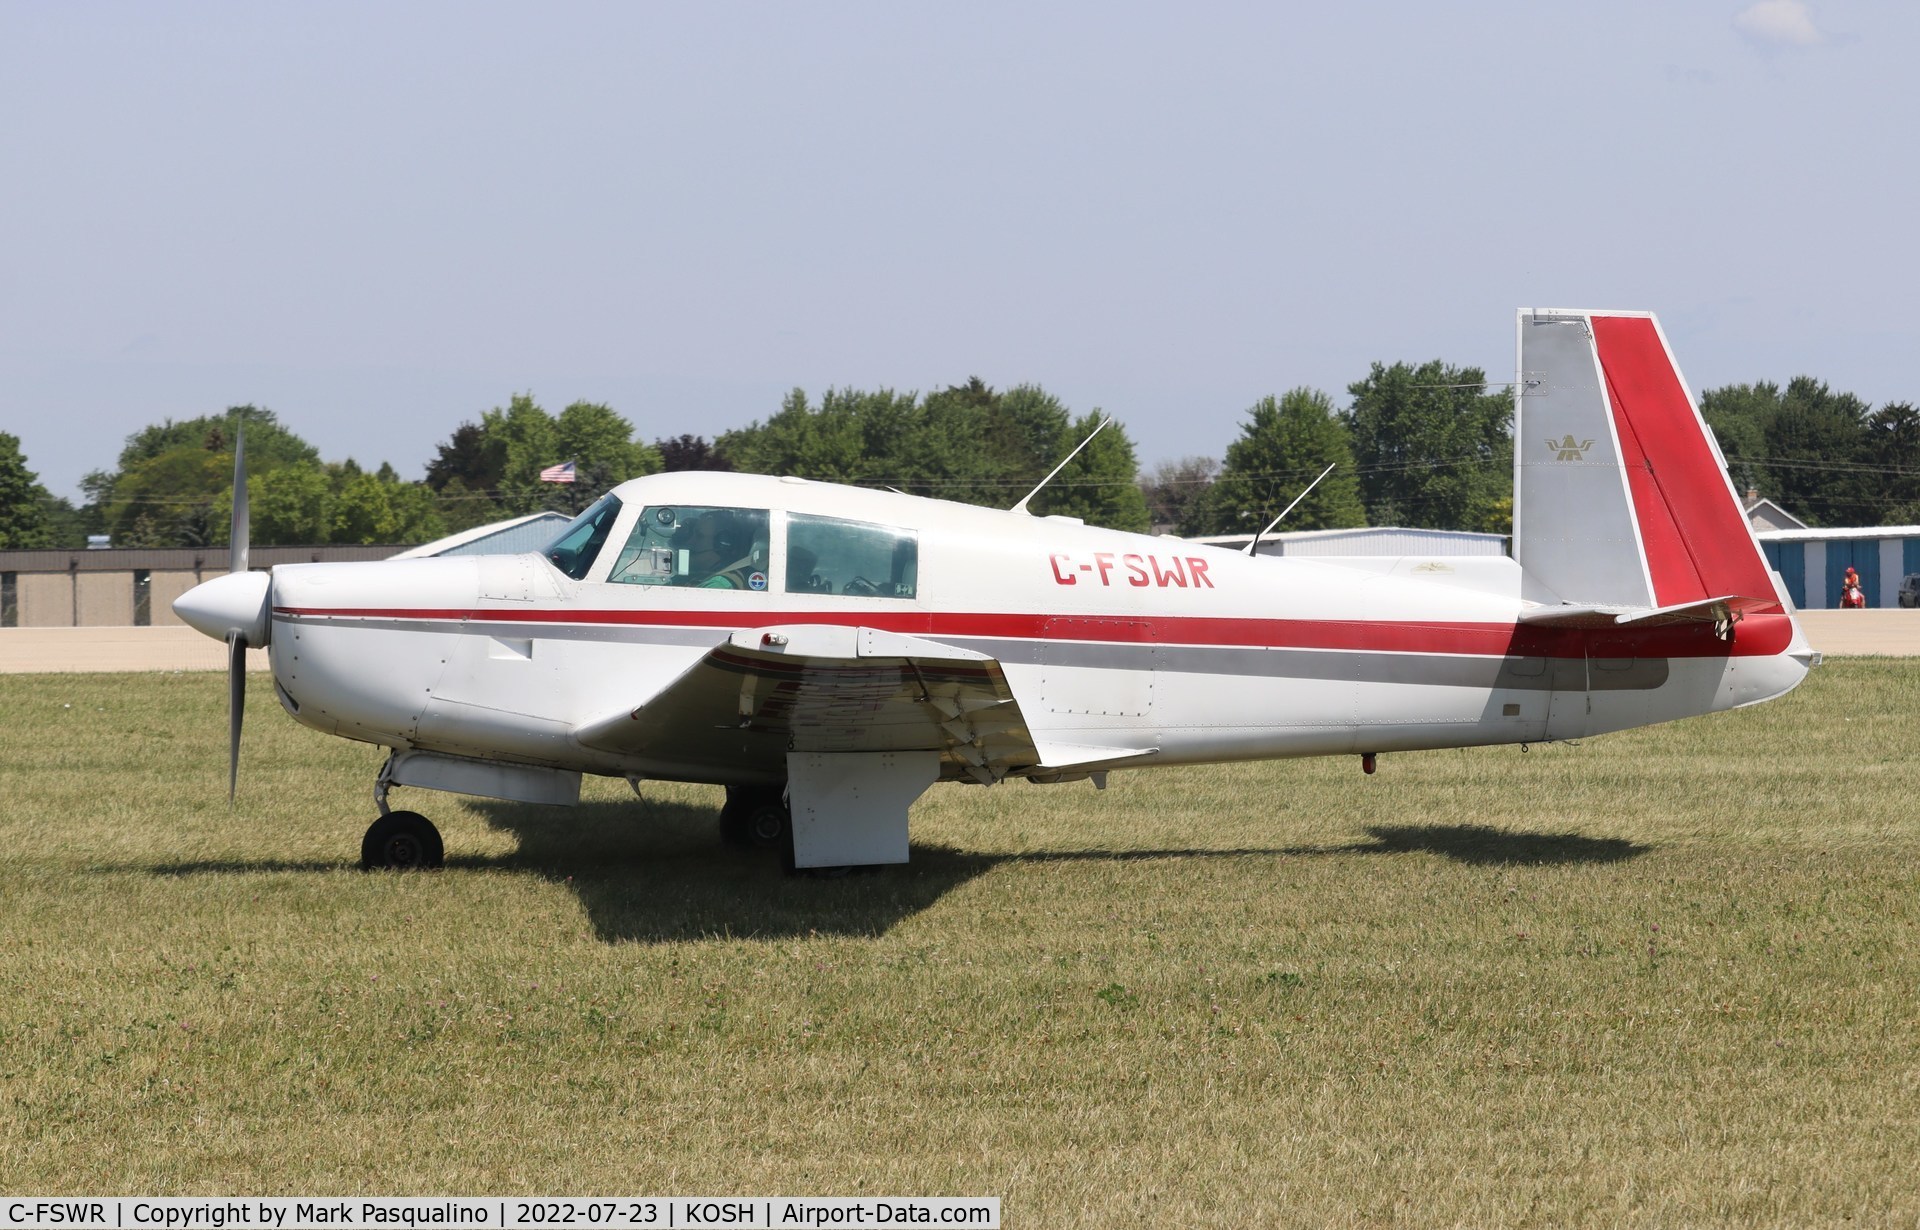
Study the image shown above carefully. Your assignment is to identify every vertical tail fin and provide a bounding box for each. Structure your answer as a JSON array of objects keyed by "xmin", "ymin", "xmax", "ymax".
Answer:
[{"xmin": 1514, "ymin": 309, "xmax": 1784, "ymax": 614}]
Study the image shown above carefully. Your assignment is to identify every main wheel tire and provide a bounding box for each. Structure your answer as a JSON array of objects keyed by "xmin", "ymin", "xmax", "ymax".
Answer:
[
  {"xmin": 361, "ymin": 810, "xmax": 445, "ymax": 870},
  {"xmin": 719, "ymin": 790, "xmax": 753, "ymax": 848},
  {"xmin": 744, "ymin": 799, "xmax": 790, "ymax": 850}
]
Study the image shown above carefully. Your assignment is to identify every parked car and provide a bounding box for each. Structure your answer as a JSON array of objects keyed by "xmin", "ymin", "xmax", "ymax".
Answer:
[{"xmin": 1901, "ymin": 573, "xmax": 1920, "ymax": 608}]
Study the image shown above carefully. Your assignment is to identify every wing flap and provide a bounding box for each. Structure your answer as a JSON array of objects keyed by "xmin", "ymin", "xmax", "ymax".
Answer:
[
  {"xmin": 572, "ymin": 623, "xmax": 1061, "ymax": 781},
  {"xmin": 1030, "ymin": 740, "xmax": 1159, "ymax": 771}
]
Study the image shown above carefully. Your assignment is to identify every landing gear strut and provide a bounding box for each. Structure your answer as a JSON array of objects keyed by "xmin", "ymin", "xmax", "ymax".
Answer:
[{"xmin": 362, "ymin": 755, "xmax": 444, "ymax": 870}]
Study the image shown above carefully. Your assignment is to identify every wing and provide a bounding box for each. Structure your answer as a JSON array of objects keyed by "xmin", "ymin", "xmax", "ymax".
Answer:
[{"xmin": 572, "ymin": 624, "xmax": 1148, "ymax": 783}]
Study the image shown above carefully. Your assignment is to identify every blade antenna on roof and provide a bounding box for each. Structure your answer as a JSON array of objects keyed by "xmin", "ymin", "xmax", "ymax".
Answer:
[
  {"xmin": 1011, "ymin": 415, "xmax": 1113, "ymax": 516},
  {"xmin": 1245, "ymin": 463, "xmax": 1336, "ymax": 556}
]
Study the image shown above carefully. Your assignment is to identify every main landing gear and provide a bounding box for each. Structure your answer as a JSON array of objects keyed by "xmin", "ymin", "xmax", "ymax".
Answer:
[
  {"xmin": 720, "ymin": 784, "xmax": 791, "ymax": 853},
  {"xmin": 719, "ymin": 784, "xmax": 858, "ymax": 878},
  {"xmin": 362, "ymin": 760, "xmax": 445, "ymax": 870}
]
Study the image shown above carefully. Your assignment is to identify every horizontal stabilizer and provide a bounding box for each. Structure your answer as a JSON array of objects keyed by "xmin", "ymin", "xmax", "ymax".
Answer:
[{"xmin": 1518, "ymin": 594, "xmax": 1779, "ymax": 630}]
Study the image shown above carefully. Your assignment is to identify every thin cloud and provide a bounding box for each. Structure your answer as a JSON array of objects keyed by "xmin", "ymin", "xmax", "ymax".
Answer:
[{"xmin": 1734, "ymin": 0, "xmax": 1823, "ymax": 47}]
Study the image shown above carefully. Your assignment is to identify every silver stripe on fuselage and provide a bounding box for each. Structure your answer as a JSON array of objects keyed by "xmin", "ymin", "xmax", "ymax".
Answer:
[{"xmin": 274, "ymin": 612, "xmax": 1671, "ymax": 692}]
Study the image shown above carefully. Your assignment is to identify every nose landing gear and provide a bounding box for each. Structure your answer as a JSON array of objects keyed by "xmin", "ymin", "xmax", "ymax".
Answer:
[
  {"xmin": 361, "ymin": 810, "xmax": 444, "ymax": 870},
  {"xmin": 362, "ymin": 756, "xmax": 445, "ymax": 870}
]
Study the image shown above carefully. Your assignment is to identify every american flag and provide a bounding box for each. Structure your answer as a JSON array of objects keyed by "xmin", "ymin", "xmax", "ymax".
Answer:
[{"xmin": 538, "ymin": 461, "xmax": 577, "ymax": 484}]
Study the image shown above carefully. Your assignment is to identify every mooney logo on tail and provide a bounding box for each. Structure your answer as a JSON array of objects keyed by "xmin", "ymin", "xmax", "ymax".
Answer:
[{"xmin": 1547, "ymin": 434, "xmax": 1595, "ymax": 461}]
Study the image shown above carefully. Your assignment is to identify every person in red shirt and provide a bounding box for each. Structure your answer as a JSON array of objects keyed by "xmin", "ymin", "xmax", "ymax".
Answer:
[{"xmin": 1839, "ymin": 565, "xmax": 1866, "ymax": 608}]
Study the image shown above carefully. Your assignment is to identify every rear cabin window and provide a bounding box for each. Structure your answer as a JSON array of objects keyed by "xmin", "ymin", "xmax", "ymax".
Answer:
[
  {"xmin": 542, "ymin": 493, "xmax": 623, "ymax": 580},
  {"xmin": 608, "ymin": 505, "xmax": 772, "ymax": 591},
  {"xmin": 787, "ymin": 513, "xmax": 917, "ymax": 598}
]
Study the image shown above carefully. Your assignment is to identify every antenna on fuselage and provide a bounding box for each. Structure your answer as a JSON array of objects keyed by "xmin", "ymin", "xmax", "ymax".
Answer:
[
  {"xmin": 1244, "ymin": 463, "xmax": 1336, "ymax": 557},
  {"xmin": 1011, "ymin": 415, "xmax": 1113, "ymax": 516}
]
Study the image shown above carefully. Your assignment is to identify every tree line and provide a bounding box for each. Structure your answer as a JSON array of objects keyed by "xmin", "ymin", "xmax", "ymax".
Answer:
[{"xmin": 1, "ymin": 361, "xmax": 1914, "ymax": 551}]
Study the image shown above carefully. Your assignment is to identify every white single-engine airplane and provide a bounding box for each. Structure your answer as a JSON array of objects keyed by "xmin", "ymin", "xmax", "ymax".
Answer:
[{"xmin": 175, "ymin": 310, "xmax": 1817, "ymax": 871}]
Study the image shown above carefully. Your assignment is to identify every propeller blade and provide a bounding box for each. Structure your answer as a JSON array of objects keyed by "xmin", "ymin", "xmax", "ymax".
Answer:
[
  {"xmin": 227, "ymin": 631, "xmax": 246, "ymax": 804},
  {"xmin": 230, "ymin": 420, "xmax": 249, "ymax": 575}
]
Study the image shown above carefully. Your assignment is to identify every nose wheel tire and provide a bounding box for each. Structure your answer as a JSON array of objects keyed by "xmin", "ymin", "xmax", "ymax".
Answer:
[{"xmin": 361, "ymin": 810, "xmax": 445, "ymax": 870}]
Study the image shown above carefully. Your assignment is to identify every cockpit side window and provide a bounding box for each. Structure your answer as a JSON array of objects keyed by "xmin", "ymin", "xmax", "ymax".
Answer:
[
  {"xmin": 541, "ymin": 493, "xmax": 623, "ymax": 580},
  {"xmin": 787, "ymin": 513, "xmax": 917, "ymax": 598},
  {"xmin": 608, "ymin": 505, "xmax": 772, "ymax": 591}
]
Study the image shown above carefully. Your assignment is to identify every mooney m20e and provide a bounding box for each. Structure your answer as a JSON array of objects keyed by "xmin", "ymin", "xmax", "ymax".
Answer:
[{"xmin": 175, "ymin": 310, "xmax": 1817, "ymax": 871}]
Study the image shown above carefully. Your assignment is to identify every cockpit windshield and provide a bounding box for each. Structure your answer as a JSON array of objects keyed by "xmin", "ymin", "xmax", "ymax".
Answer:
[{"xmin": 540, "ymin": 493, "xmax": 623, "ymax": 580}]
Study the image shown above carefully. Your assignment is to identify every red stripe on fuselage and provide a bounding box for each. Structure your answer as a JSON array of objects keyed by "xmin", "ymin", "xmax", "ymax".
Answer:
[
  {"xmin": 1591, "ymin": 316, "xmax": 1779, "ymax": 609},
  {"xmin": 274, "ymin": 605, "xmax": 1796, "ymax": 659}
]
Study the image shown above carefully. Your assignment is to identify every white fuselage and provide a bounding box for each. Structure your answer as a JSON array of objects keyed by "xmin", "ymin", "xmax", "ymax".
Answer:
[{"xmin": 262, "ymin": 472, "xmax": 1809, "ymax": 788}]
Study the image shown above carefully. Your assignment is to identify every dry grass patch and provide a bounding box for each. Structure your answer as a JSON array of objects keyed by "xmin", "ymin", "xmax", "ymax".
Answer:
[{"xmin": 1, "ymin": 661, "xmax": 1917, "ymax": 1226}]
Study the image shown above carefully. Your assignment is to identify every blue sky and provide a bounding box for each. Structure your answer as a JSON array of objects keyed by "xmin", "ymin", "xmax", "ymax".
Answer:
[{"xmin": 3, "ymin": 1, "xmax": 1915, "ymax": 500}]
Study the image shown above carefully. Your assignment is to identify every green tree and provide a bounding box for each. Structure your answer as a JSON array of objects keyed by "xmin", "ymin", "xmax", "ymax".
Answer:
[
  {"xmin": 719, "ymin": 379, "xmax": 1154, "ymax": 529},
  {"xmin": 1865, "ymin": 402, "xmax": 1920, "ymax": 524},
  {"xmin": 1193, "ymin": 389, "xmax": 1366, "ymax": 535},
  {"xmin": 88, "ymin": 407, "xmax": 443, "ymax": 547},
  {"xmin": 38, "ymin": 493, "xmax": 86, "ymax": 548},
  {"xmin": 906, "ymin": 381, "xmax": 1000, "ymax": 500},
  {"xmin": 657, "ymin": 434, "xmax": 732, "ymax": 472},
  {"xmin": 1140, "ymin": 456, "xmax": 1219, "ymax": 535},
  {"xmin": 425, "ymin": 424, "xmax": 501, "ymax": 490},
  {"xmin": 719, "ymin": 387, "xmax": 924, "ymax": 486},
  {"xmin": 114, "ymin": 406, "xmax": 320, "ymax": 472},
  {"xmin": 424, "ymin": 422, "xmax": 507, "ymax": 530},
  {"xmin": 1702, "ymin": 377, "xmax": 1903, "ymax": 526},
  {"xmin": 1702, "ymin": 381, "xmax": 1783, "ymax": 498},
  {"xmin": 1760, "ymin": 377, "xmax": 1871, "ymax": 526},
  {"xmin": 248, "ymin": 463, "xmax": 334, "ymax": 544},
  {"xmin": 227, "ymin": 458, "xmax": 449, "ymax": 547},
  {"xmin": 913, "ymin": 379, "xmax": 1071, "ymax": 507},
  {"xmin": 1344, "ymin": 361, "xmax": 1511, "ymax": 532},
  {"xmin": 99, "ymin": 446, "xmax": 233, "ymax": 547},
  {"xmin": 90, "ymin": 407, "xmax": 322, "ymax": 547},
  {"xmin": 437, "ymin": 394, "xmax": 662, "ymax": 519},
  {"xmin": 331, "ymin": 468, "xmax": 447, "ymax": 544},
  {"xmin": 0, "ymin": 433, "xmax": 56, "ymax": 548},
  {"xmin": 480, "ymin": 394, "xmax": 562, "ymax": 516},
  {"xmin": 1030, "ymin": 412, "xmax": 1152, "ymax": 532},
  {"xmin": 553, "ymin": 400, "xmax": 664, "ymax": 514}
]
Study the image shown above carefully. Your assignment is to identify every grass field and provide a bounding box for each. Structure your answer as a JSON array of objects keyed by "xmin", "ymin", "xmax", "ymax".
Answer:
[{"xmin": 2, "ymin": 661, "xmax": 1917, "ymax": 1226}]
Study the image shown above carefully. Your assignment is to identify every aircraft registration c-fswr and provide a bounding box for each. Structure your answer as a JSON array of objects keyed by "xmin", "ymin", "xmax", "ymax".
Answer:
[{"xmin": 174, "ymin": 310, "xmax": 1817, "ymax": 871}]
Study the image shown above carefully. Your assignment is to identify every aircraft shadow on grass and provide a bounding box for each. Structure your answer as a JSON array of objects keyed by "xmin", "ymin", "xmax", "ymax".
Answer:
[
  {"xmin": 143, "ymin": 806, "xmax": 1649, "ymax": 945},
  {"xmin": 461, "ymin": 803, "xmax": 1652, "ymax": 943}
]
